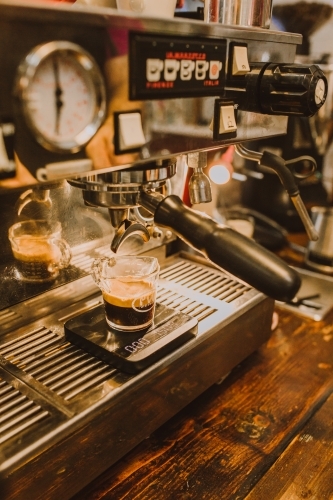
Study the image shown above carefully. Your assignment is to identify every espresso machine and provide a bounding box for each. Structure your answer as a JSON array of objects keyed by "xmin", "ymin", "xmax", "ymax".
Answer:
[{"xmin": 0, "ymin": 1, "xmax": 328, "ymax": 498}]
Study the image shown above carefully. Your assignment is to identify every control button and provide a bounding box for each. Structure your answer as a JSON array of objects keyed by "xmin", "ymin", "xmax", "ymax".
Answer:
[
  {"xmin": 219, "ymin": 105, "xmax": 237, "ymax": 134},
  {"xmin": 180, "ymin": 60, "xmax": 195, "ymax": 81},
  {"xmin": 195, "ymin": 60, "xmax": 209, "ymax": 80},
  {"xmin": 146, "ymin": 58, "xmax": 164, "ymax": 82},
  {"xmin": 209, "ymin": 60, "xmax": 222, "ymax": 80},
  {"xmin": 117, "ymin": 112, "xmax": 146, "ymax": 152},
  {"xmin": 164, "ymin": 60, "xmax": 180, "ymax": 81},
  {"xmin": 232, "ymin": 46, "xmax": 250, "ymax": 76}
]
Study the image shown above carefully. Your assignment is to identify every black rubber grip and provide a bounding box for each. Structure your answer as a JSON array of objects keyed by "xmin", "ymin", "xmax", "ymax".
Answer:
[{"xmin": 154, "ymin": 195, "xmax": 301, "ymax": 302}]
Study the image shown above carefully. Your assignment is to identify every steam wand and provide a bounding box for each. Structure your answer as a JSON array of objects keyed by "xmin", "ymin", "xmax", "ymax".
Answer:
[{"xmin": 235, "ymin": 144, "xmax": 319, "ymax": 241}]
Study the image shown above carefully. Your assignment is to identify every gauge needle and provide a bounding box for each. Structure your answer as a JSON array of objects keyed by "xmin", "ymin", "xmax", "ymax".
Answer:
[{"xmin": 53, "ymin": 56, "xmax": 63, "ymax": 135}]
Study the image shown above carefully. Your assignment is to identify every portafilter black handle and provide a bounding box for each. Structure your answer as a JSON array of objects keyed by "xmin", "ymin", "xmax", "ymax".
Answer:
[{"xmin": 140, "ymin": 192, "xmax": 301, "ymax": 302}]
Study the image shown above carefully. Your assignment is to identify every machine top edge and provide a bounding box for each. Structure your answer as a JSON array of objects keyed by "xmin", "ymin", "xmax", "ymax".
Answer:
[{"xmin": 0, "ymin": 0, "xmax": 302, "ymax": 45}]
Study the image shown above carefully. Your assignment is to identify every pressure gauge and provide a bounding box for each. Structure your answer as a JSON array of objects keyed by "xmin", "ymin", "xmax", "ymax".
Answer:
[{"xmin": 16, "ymin": 41, "xmax": 106, "ymax": 153}]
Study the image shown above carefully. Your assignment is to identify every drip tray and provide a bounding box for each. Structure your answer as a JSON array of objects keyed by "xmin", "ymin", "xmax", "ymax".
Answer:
[
  {"xmin": 276, "ymin": 267, "xmax": 333, "ymax": 321},
  {"xmin": 64, "ymin": 303, "xmax": 198, "ymax": 374}
]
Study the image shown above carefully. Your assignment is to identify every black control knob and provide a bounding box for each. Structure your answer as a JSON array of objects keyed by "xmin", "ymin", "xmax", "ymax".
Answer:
[{"xmin": 259, "ymin": 63, "xmax": 328, "ymax": 117}]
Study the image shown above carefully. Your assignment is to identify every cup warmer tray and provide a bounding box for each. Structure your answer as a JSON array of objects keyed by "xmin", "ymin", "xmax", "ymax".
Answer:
[{"xmin": 0, "ymin": 248, "xmax": 274, "ymax": 500}]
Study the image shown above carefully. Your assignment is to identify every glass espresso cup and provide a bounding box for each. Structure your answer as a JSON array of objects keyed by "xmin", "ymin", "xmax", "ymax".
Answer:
[
  {"xmin": 8, "ymin": 220, "xmax": 72, "ymax": 283},
  {"xmin": 91, "ymin": 256, "xmax": 160, "ymax": 331}
]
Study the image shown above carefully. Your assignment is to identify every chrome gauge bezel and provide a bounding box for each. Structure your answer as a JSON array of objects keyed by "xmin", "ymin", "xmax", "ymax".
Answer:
[{"xmin": 16, "ymin": 40, "xmax": 106, "ymax": 153}]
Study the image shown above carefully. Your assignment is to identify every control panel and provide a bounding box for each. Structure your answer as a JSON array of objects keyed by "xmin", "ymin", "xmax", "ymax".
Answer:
[{"xmin": 129, "ymin": 33, "xmax": 227, "ymax": 100}]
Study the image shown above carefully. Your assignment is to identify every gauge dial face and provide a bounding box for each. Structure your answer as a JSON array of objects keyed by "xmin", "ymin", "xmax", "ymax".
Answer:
[{"xmin": 17, "ymin": 41, "xmax": 106, "ymax": 153}]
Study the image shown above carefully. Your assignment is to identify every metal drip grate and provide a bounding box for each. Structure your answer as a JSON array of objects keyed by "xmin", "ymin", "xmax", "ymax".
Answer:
[
  {"xmin": 95, "ymin": 245, "xmax": 114, "ymax": 258},
  {"xmin": 71, "ymin": 253, "xmax": 94, "ymax": 274},
  {"xmin": 0, "ymin": 276, "xmax": 97, "ymax": 337},
  {"xmin": 0, "ymin": 326, "xmax": 116, "ymax": 402},
  {"xmin": 160, "ymin": 259, "xmax": 251, "ymax": 302},
  {"xmin": 157, "ymin": 287, "xmax": 215, "ymax": 322},
  {"xmin": 71, "ymin": 244, "xmax": 113, "ymax": 274},
  {"xmin": 0, "ymin": 252, "xmax": 266, "ymax": 485},
  {"xmin": 0, "ymin": 376, "xmax": 50, "ymax": 445},
  {"xmin": 0, "ymin": 307, "xmax": 23, "ymax": 332},
  {"xmin": 0, "ymin": 256, "xmax": 255, "ymax": 417}
]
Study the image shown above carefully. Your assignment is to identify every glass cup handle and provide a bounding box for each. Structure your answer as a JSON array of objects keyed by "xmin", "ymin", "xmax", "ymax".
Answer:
[
  {"xmin": 91, "ymin": 257, "xmax": 110, "ymax": 291},
  {"xmin": 54, "ymin": 238, "xmax": 72, "ymax": 269}
]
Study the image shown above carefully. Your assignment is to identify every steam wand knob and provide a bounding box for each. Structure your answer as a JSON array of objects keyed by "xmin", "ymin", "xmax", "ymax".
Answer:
[{"xmin": 187, "ymin": 151, "xmax": 212, "ymax": 204}]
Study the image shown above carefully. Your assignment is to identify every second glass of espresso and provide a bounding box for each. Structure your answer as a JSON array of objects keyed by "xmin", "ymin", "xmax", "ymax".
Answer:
[
  {"xmin": 8, "ymin": 219, "xmax": 72, "ymax": 283},
  {"xmin": 91, "ymin": 256, "xmax": 160, "ymax": 331}
]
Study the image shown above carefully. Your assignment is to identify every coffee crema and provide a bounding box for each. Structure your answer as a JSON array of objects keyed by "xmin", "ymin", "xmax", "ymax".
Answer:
[{"xmin": 102, "ymin": 279, "xmax": 156, "ymax": 331}]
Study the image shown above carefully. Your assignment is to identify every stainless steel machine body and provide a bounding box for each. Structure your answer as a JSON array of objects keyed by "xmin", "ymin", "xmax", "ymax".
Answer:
[
  {"xmin": 0, "ymin": 1, "xmax": 301, "ymax": 176},
  {"xmin": 0, "ymin": 2, "xmax": 325, "ymax": 498}
]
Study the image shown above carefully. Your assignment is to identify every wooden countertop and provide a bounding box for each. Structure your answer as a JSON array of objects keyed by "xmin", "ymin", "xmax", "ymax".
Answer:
[{"xmin": 73, "ymin": 237, "xmax": 333, "ymax": 500}]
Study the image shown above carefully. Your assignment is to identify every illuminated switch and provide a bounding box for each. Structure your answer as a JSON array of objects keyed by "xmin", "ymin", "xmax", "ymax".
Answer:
[
  {"xmin": 209, "ymin": 60, "xmax": 222, "ymax": 80},
  {"xmin": 164, "ymin": 59, "xmax": 180, "ymax": 81},
  {"xmin": 195, "ymin": 60, "xmax": 209, "ymax": 80},
  {"xmin": 219, "ymin": 105, "xmax": 237, "ymax": 134},
  {"xmin": 117, "ymin": 111, "xmax": 146, "ymax": 152},
  {"xmin": 232, "ymin": 46, "xmax": 250, "ymax": 76}
]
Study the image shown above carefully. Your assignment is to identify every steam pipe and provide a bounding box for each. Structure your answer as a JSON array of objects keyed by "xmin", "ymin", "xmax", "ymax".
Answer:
[{"xmin": 235, "ymin": 144, "xmax": 319, "ymax": 241}]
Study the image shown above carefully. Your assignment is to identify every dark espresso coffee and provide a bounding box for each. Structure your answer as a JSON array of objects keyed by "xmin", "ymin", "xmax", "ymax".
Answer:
[
  {"xmin": 12, "ymin": 237, "xmax": 62, "ymax": 282},
  {"xmin": 102, "ymin": 279, "xmax": 156, "ymax": 331}
]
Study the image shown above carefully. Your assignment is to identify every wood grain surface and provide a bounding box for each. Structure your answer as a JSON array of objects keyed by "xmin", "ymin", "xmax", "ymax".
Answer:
[
  {"xmin": 246, "ymin": 393, "xmax": 333, "ymax": 500},
  {"xmin": 72, "ymin": 303, "xmax": 333, "ymax": 500}
]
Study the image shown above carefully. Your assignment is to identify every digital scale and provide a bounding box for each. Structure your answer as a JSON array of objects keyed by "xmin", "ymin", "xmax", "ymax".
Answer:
[{"xmin": 64, "ymin": 302, "xmax": 198, "ymax": 374}]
